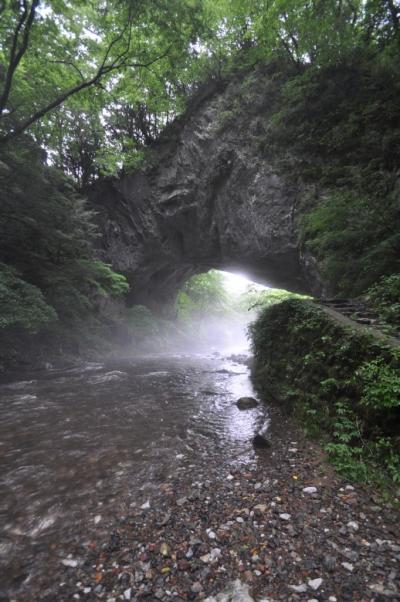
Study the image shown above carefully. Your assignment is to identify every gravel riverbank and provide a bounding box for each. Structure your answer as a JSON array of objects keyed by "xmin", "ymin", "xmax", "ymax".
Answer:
[
  {"xmin": 2, "ymin": 354, "xmax": 399, "ymax": 602},
  {"xmin": 33, "ymin": 410, "xmax": 400, "ymax": 602}
]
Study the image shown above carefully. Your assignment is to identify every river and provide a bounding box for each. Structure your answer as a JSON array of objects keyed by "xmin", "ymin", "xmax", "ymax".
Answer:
[{"xmin": 0, "ymin": 349, "xmax": 270, "ymax": 599}]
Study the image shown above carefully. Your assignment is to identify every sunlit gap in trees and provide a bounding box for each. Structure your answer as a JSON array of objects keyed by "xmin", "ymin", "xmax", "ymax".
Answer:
[{"xmin": 171, "ymin": 269, "xmax": 272, "ymax": 355}]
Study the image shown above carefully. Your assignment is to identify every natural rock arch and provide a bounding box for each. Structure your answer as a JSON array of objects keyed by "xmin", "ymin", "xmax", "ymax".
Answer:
[{"xmin": 90, "ymin": 73, "xmax": 323, "ymax": 312}]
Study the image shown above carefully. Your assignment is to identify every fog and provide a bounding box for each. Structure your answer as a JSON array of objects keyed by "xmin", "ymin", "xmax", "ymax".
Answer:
[{"xmin": 119, "ymin": 270, "xmax": 269, "ymax": 356}]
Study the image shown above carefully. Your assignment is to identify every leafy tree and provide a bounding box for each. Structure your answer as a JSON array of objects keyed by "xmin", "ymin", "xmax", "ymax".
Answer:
[
  {"xmin": 0, "ymin": 137, "xmax": 128, "ymax": 331},
  {"xmin": 0, "ymin": 262, "xmax": 56, "ymax": 332},
  {"xmin": 237, "ymin": 286, "xmax": 310, "ymax": 313},
  {"xmin": 176, "ymin": 270, "xmax": 229, "ymax": 320}
]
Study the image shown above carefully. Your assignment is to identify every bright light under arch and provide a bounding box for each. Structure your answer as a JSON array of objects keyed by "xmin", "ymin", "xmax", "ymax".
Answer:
[{"xmin": 219, "ymin": 271, "xmax": 268, "ymax": 296}]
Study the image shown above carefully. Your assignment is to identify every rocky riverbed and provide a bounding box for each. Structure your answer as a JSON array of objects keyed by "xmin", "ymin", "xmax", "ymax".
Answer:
[
  {"xmin": 1, "ymin": 353, "xmax": 399, "ymax": 601},
  {"xmin": 50, "ymin": 427, "xmax": 400, "ymax": 602}
]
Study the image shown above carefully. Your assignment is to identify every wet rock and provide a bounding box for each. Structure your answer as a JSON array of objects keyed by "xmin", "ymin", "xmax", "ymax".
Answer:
[
  {"xmin": 236, "ymin": 397, "xmax": 258, "ymax": 410},
  {"xmin": 252, "ymin": 435, "xmax": 271, "ymax": 449}
]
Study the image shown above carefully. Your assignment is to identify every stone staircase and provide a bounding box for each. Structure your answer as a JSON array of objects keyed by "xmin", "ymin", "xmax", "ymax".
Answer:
[{"xmin": 317, "ymin": 298, "xmax": 400, "ymax": 341}]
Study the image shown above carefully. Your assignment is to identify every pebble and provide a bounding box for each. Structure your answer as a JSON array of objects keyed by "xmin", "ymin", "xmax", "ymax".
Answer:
[
  {"xmin": 308, "ymin": 577, "xmax": 323, "ymax": 590},
  {"xmin": 323, "ymin": 555, "xmax": 336, "ymax": 571},
  {"xmin": 347, "ymin": 521, "xmax": 359, "ymax": 531},
  {"xmin": 61, "ymin": 559, "xmax": 78, "ymax": 568},
  {"xmin": 191, "ymin": 582, "xmax": 203, "ymax": 593},
  {"xmin": 34, "ymin": 363, "xmax": 400, "ymax": 602},
  {"xmin": 289, "ymin": 583, "xmax": 307, "ymax": 593},
  {"xmin": 160, "ymin": 543, "xmax": 169, "ymax": 557},
  {"xmin": 123, "ymin": 588, "xmax": 131, "ymax": 600}
]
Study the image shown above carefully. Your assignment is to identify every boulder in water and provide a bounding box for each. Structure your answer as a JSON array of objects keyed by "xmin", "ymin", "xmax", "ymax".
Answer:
[
  {"xmin": 236, "ymin": 396, "xmax": 258, "ymax": 410},
  {"xmin": 252, "ymin": 434, "xmax": 271, "ymax": 449}
]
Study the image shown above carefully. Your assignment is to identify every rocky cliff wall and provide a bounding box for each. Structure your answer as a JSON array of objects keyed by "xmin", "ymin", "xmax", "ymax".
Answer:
[{"xmin": 90, "ymin": 67, "xmax": 324, "ymax": 311}]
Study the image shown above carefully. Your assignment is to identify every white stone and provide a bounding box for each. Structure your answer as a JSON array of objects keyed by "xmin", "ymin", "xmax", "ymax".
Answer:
[
  {"xmin": 347, "ymin": 521, "xmax": 359, "ymax": 531},
  {"xmin": 94, "ymin": 515, "xmax": 101, "ymax": 524},
  {"xmin": 289, "ymin": 584, "xmax": 307, "ymax": 593},
  {"xmin": 308, "ymin": 578, "xmax": 323, "ymax": 590},
  {"xmin": 124, "ymin": 588, "xmax": 132, "ymax": 600},
  {"xmin": 204, "ymin": 579, "xmax": 254, "ymax": 602},
  {"xmin": 61, "ymin": 559, "xmax": 78, "ymax": 568},
  {"xmin": 279, "ymin": 513, "xmax": 291, "ymax": 521},
  {"xmin": 341, "ymin": 562, "xmax": 354, "ymax": 572},
  {"xmin": 140, "ymin": 500, "xmax": 150, "ymax": 510},
  {"xmin": 303, "ymin": 487, "xmax": 317, "ymax": 494}
]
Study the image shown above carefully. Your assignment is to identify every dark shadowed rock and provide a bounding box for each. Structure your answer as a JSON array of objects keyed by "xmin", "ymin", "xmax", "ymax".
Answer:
[
  {"xmin": 236, "ymin": 396, "xmax": 258, "ymax": 410},
  {"xmin": 252, "ymin": 434, "xmax": 271, "ymax": 448}
]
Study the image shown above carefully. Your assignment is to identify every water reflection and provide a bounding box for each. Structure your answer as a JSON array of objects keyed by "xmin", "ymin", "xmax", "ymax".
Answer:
[{"xmin": 0, "ymin": 350, "xmax": 269, "ymax": 596}]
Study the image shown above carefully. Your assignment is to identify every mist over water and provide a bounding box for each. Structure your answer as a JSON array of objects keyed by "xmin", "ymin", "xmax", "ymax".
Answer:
[{"xmin": 0, "ymin": 277, "xmax": 270, "ymax": 597}]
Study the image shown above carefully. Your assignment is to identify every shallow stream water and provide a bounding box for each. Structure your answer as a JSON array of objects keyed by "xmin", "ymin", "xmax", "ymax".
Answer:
[{"xmin": 0, "ymin": 349, "xmax": 269, "ymax": 597}]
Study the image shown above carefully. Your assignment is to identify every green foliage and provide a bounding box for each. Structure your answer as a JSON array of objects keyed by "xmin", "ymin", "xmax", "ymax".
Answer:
[
  {"xmin": 366, "ymin": 274, "xmax": 400, "ymax": 328},
  {"xmin": 358, "ymin": 357, "xmax": 400, "ymax": 410},
  {"xmin": 176, "ymin": 270, "xmax": 229, "ymax": 320},
  {"xmin": 2, "ymin": 0, "xmax": 399, "ymax": 183},
  {"xmin": 78, "ymin": 260, "xmax": 129, "ymax": 298},
  {"xmin": 125, "ymin": 305, "xmax": 161, "ymax": 341},
  {"xmin": 259, "ymin": 55, "xmax": 400, "ymax": 296},
  {"xmin": 238, "ymin": 286, "xmax": 310, "ymax": 313},
  {"xmin": 0, "ymin": 139, "xmax": 128, "ymax": 350},
  {"xmin": 250, "ymin": 299, "xmax": 400, "ymax": 486},
  {"xmin": 0, "ymin": 263, "xmax": 57, "ymax": 332},
  {"xmin": 301, "ymin": 191, "xmax": 400, "ymax": 294}
]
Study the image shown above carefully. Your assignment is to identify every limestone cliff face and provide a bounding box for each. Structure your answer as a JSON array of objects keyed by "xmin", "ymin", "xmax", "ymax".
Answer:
[{"xmin": 90, "ymin": 68, "xmax": 324, "ymax": 310}]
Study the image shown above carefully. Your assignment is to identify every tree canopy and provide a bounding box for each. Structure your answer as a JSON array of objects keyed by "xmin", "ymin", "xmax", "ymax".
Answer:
[{"xmin": 1, "ymin": 1, "xmax": 399, "ymax": 182}]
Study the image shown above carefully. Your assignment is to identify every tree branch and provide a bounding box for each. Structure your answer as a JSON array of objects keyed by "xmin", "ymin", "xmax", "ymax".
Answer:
[
  {"xmin": 0, "ymin": 0, "xmax": 39, "ymax": 118},
  {"xmin": 0, "ymin": 47, "xmax": 172, "ymax": 144},
  {"xmin": 386, "ymin": 0, "xmax": 399, "ymax": 32},
  {"xmin": 47, "ymin": 60, "xmax": 85, "ymax": 81}
]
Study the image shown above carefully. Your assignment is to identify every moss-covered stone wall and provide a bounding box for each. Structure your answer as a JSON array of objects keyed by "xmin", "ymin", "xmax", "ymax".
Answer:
[{"xmin": 250, "ymin": 299, "xmax": 400, "ymax": 485}]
